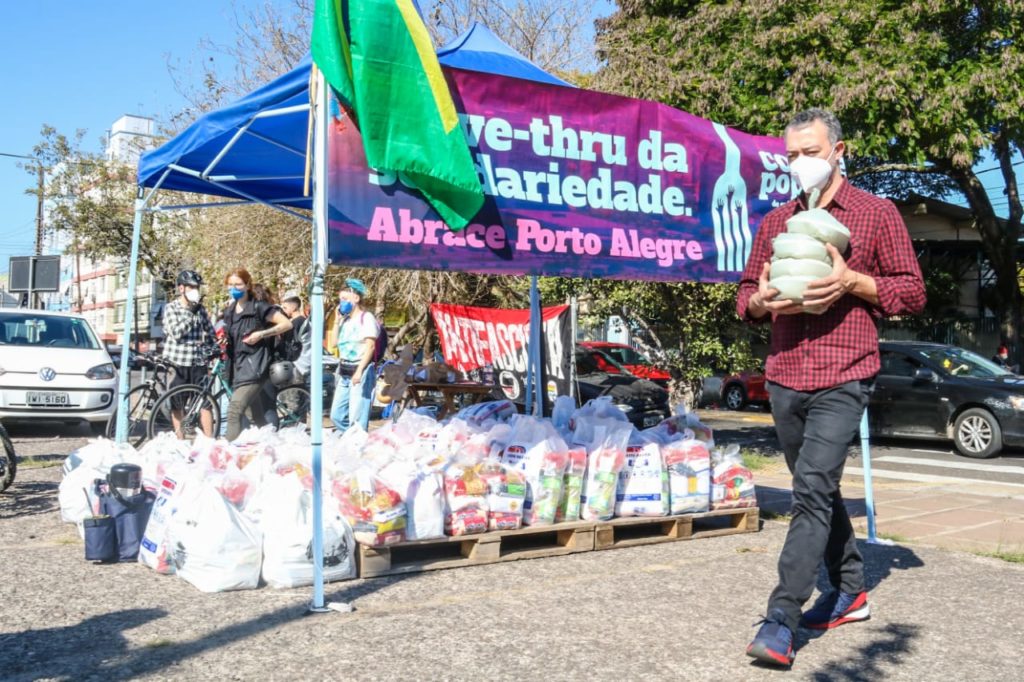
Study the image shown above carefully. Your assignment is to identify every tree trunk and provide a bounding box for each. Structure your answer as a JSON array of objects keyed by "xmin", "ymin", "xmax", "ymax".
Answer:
[{"xmin": 951, "ymin": 164, "xmax": 1021, "ymax": 358}]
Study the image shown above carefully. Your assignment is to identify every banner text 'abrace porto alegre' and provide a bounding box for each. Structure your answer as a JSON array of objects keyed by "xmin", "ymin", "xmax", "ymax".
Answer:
[{"xmin": 328, "ymin": 69, "xmax": 790, "ymax": 282}]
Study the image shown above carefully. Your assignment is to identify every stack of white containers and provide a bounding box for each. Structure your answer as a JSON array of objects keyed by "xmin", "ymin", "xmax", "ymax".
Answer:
[{"xmin": 769, "ymin": 188, "xmax": 851, "ymax": 304}]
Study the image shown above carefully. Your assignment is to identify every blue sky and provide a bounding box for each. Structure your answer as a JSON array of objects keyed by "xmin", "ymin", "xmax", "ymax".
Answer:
[{"xmin": 0, "ymin": 0, "xmax": 256, "ymax": 275}]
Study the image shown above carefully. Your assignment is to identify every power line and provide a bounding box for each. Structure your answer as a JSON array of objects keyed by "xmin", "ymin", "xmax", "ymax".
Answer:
[{"xmin": 975, "ymin": 160, "xmax": 1024, "ymax": 175}]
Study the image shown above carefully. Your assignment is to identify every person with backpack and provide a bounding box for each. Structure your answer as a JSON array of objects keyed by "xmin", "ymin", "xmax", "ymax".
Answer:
[{"xmin": 329, "ymin": 278, "xmax": 383, "ymax": 431}]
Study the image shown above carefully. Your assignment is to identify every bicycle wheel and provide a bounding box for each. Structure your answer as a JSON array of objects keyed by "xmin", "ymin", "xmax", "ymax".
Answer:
[
  {"xmin": 1, "ymin": 424, "xmax": 16, "ymax": 493},
  {"xmin": 105, "ymin": 384, "xmax": 159, "ymax": 447},
  {"xmin": 148, "ymin": 384, "xmax": 220, "ymax": 442},
  {"xmin": 276, "ymin": 386, "xmax": 311, "ymax": 429}
]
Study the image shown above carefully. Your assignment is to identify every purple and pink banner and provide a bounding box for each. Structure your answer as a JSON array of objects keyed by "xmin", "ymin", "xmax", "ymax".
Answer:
[{"xmin": 328, "ymin": 68, "xmax": 790, "ymax": 282}]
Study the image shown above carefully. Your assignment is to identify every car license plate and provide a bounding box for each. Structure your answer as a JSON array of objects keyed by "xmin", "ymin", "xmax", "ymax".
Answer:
[
  {"xmin": 643, "ymin": 414, "xmax": 661, "ymax": 428},
  {"xmin": 27, "ymin": 391, "xmax": 71, "ymax": 407}
]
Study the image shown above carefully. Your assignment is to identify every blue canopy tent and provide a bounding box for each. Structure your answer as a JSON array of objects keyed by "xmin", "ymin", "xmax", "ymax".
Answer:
[
  {"xmin": 136, "ymin": 22, "xmax": 571, "ymax": 207},
  {"xmin": 123, "ymin": 23, "xmax": 571, "ymax": 609}
]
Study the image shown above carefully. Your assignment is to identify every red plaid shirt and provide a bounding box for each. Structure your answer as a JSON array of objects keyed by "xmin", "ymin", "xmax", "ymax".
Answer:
[{"xmin": 736, "ymin": 180, "xmax": 926, "ymax": 391}]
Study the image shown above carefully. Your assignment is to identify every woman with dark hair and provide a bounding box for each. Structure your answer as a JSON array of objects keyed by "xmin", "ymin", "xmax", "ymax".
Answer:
[{"xmin": 221, "ymin": 268, "xmax": 292, "ymax": 441}]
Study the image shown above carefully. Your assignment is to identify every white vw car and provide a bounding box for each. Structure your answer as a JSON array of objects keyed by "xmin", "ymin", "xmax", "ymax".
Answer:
[{"xmin": 0, "ymin": 310, "xmax": 116, "ymax": 433}]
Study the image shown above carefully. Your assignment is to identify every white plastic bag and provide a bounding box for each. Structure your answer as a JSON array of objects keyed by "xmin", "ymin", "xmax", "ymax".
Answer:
[
  {"xmin": 139, "ymin": 460, "xmax": 196, "ymax": 574},
  {"xmin": 59, "ymin": 440, "xmax": 136, "ymax": 525},
  {"xmin": 616, "ymin": 430, "xmax": 669, "ymax": 517},
  {"xmin": 261, "ymin": 473, "xmax": 356, "ymax": 589},
  {"xmin": 168, "ymin": 480, "xmax": 263, "ymax": 592}
]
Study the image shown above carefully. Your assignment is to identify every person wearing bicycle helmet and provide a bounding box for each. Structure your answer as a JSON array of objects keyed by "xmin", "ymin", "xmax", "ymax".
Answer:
[
  {"xmin": 163, "ymin": 269, "xmax": 219, "ymax": 438},
  {"xmin": 329, "ymin": 278, "xmax": 379, "ymax": 432},
  {"xmin": 222, "ymin": 268, "xmax": 292, "ymax": 441}
]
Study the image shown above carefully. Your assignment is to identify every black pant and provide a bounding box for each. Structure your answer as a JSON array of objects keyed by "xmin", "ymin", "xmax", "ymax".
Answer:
[{"xmin": 766, "ymin": 379, "xmax": 872, "ymax": 631}]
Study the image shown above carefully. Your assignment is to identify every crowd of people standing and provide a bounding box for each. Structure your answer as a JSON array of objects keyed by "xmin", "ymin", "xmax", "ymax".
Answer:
[{"xmin": 159, "ymin": 267, "xmax": 382, "ymax": 440}]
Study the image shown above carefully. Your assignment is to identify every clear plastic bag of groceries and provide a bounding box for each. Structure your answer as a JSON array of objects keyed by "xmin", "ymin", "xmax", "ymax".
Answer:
[
  {"xmin": 577, "ymin": 418, "xmax": 632, "ymax": 521},
  {"xmin": 332, "ymin": 466, "xmax": 407, "ymax": 546},
  {"xmin": 710, "ymin": 444, "xmax": 756, "ymax": 510},
  {"xmin": 616, "ymin": 428, "xmax": 669, "ymax": 517}
]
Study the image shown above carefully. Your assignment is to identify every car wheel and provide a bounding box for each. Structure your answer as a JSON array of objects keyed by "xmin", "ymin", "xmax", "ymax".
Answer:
[
  {"xmin": 89, "ymin": 421, "xmax": 108, "ymax": 437},
  {"xmin": 723, "ymin": 384, "xmax": 747, "ymax": 411},
  {"xmin": 953, "ymin": 408, "xmax": 1002, "ymax": 459}
]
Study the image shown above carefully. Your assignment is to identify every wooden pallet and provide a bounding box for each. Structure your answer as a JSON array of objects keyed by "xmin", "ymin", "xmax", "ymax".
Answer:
[
  {"xmin": 357, "ymin": 520, "xmax": 596, "ymax": 578},
  {"xmin": 593, "ymin": 507, "xmax": 759, "ymax": 551}
]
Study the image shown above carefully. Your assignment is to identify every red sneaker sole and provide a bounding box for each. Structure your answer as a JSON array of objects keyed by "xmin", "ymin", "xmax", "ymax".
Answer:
[
  {"xmin": 746, "ymin": 643, "xmax": 794, "ymax": 666},
  {"xmin": 805, "ymin": 604, "xmax": 871, "ymax": 630}
]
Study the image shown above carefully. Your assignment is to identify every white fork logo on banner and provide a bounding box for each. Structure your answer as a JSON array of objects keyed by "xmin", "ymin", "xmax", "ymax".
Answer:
[{"xmin": 711, "ymin": 123, "xmax": 752, "ymax": 272}]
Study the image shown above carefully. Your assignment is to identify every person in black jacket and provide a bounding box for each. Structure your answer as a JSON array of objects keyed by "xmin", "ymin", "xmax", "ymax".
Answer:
[{"xmin": 221, "ymin": 268, "xmax": 292, "ymax": 441}]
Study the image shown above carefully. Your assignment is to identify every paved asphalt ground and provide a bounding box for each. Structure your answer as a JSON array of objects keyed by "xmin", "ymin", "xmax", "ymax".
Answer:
[{"xmin": 2, "ymin": 414, "xmax": 1023, "ymax": 680}]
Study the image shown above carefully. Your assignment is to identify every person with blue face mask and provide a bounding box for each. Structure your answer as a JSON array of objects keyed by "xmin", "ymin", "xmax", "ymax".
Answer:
[
  {"xmin": 329, "ymin": 278, "xmax": 380, "ymax": 432},
  {"xmin": 220, "ymin": 268, "xmax": 292, "ymax": 441}
]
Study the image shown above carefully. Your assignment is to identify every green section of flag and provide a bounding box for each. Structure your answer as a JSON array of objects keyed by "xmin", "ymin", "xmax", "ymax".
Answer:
[{"xmin": 311, "ymin": 0, "xmax": 484, "ymax": 230}]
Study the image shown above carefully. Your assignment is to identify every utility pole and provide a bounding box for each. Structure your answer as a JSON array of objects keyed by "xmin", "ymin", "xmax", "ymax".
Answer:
[
  {"xmin": 34, "ymin": 164, "xmax": 44, "ymax": 309},
  {"xmin": 35, "ymin": 164, "xmax": 44, "ymax": 256}
]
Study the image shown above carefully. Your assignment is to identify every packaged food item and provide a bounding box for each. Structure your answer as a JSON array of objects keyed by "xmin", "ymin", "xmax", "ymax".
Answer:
[
  {"xmin": 213, "ymin": 463, "xmax": 253, "ymax": 510},
  {"xmin": 443, "ymin": 462, "xmax": 489, "ymax": 536},
  {"xmin": 578, "ymin": 419, "xmax": 631, "ymax": 521},
  {"xmin": 554, "ymin": 448, "xmax": 587, "ymax": 523},
  {"xmin": 377, "ymin": 457, "xmax": 445, "ymax": 541},
  {"xmin": 710, "ymin": 444, "xmax": 756, "ymax": 510},
  {"xmin": 661, "ymin": 437, "xmax": 711, "ymax": 514},
  {"xmin": 446, "ymin": 507, "xmax": 488, "ymax": 536},
  {"xmin": 501, "ymin": 417, "xmax": 569, "ymax": 526},
  {"xmin": 658, "ymin": 408, "xmax": 714, "ymax": 447},
  {"xmin": 455, "ymin": 400, "xmax": 518, "ymax": 427},
  {"xmin": 477, "ymin": 460, "xmax": 526, "ymax": 531},
  {"xmin": 333, "ymin": 469, "xmax": 407, "ymax": 546},
  {"xmin": 616, "ymin": 430, "xmax": 669, "ymax": 517}
]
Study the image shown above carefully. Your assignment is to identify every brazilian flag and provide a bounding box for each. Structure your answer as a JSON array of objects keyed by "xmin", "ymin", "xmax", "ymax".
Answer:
[{"xmin": 312, "ymin": 0, "xmax": 484, "ymax": 230}]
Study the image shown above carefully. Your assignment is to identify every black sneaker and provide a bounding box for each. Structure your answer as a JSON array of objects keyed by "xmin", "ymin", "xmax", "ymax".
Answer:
[
  {"xmin": 800, "ymin": 590, "xmax": 870, "ymax": 630},
  {"xmin": 746, "ymin": 608, "xmax": 795, "ymax": 667}
]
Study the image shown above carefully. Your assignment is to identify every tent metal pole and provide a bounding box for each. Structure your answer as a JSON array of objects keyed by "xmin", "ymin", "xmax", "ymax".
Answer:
[
  {"xmin": 201, "ymin": 104, "xmax": 310, "ymax": 178},
  {"xmin": 167, "ymin": 165, "xmax": 311, "ymax": 221},
  {"xmin": 529, "ymin": 275, "xmax": 543, "ymax": 416},
  {"xmin": 308, "ymin": 67, "xmax": 330, "ymax": 613},
  {"xmin": 860, "ymin": 408, "xmax": 890, "ymax": 545},
  {"xmin": 114, "ymin": 170, "xmax": 168, "ymax": 443}
]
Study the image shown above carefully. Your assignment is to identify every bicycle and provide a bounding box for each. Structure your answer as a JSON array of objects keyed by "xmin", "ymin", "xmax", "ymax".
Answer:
[
  {"xmin": 104, "ymin": 351, "xmax": 173, "ymax": 447},
  {"xmin": 275, "ymin": 368, "xmax": 335, "ymax": 430},
  {"xmin": 147, "ymin": 353, "xmax": 232, "ymax": 442},
  {"xmin": 1, "ymin": 419, "xmax": 16, "ymax": 493}
]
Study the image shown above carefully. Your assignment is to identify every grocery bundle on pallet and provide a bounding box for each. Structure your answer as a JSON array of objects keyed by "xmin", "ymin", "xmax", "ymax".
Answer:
[{"xmin": 56, "ymin": 396, "xmax": 758, "ymax": 591}]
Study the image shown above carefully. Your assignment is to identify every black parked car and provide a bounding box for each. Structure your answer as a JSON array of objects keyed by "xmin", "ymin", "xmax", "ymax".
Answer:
[
  {"xmin": 574, "ymin": 347, "xmax": 671, "ymax": 429},
  {"xmin": 870, "ymin": 341, "xmax": 1023, "ymax": 458}
]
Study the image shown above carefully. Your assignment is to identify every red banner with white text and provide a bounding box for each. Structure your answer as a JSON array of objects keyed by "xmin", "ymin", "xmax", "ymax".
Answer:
[{"xmin": 430, "ymin": 303, "xmax": 572, "ymax": 409}]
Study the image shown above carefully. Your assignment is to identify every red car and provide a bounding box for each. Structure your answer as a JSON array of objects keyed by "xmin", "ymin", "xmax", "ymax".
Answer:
[
  {"xmin": 579, "ymin": 342, "xmax": 672, "ymax": 387},
  {"xmin": 721, "ymin": 370, "xmax": 769, "ymax": 410}
]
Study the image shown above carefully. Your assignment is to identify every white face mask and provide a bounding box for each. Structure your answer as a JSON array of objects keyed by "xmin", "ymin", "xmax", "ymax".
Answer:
[
  {"xmin": 184, "ymin": 288, "xmax": 201, "ymax": 304},
  {"xmin": 790, "ymin": 146, "xmax": 837, "ymax": 194}
]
